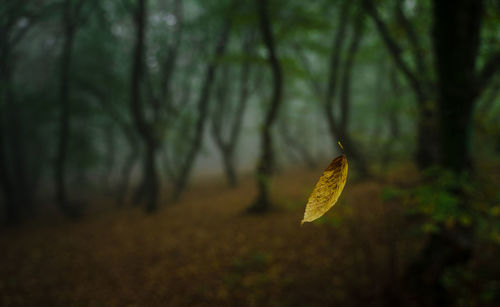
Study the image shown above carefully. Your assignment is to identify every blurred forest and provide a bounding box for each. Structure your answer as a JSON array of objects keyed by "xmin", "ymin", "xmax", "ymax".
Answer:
[{"xmin": 1, "ymin": 0, "xmax": 500, "ymax": 306}]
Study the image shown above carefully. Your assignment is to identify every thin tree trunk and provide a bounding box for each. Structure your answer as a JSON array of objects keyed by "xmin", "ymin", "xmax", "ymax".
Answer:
[
  {"xmin": 221, "ymin": 147, "xmax": 237, "ymax": 187},
  {"xmin": 171, "ymin": 20, "xmax": 232, "ymax": 200},
  {"xmin": 55, "ymin": 1, "xmax": 79, "ymax": 218},
  {"xmin": 7, "ymin": 94, "xmax": 31, "ymax": 211},
  {"xmin": 338, "ymin": 10, "xmax": 369, "ymax": 176},
  {"xmin": 211, "ymin": 65, "xmax": 234, "ymax": 186},
  {"xmin": 381, "ymin": 66, "xmax": 402, "ymax": 169},
  {"xmin": 0, "ymin": 61, "xmax": 19, "ymax": 225},
  {"xmin": 388, "ymin": 68, "xmax": 401, "ymax": 140},
  {"xmin": 211, "ymin": 33, "xmax": 253, "ymax": 188},
  {"xmin": 143, "ymin": 140, "xmax": 158, "ymax": 212},
  {"xmin": 0, "ymin": 10, "xmax": 37, "ymax": 224},
  {"xmin": 117, "ymin": 140, "xmax": 139, "ymax": 206},
  {"xmin": 160, "ymin": 0, "xmax": 183, "ymax": 111},
  {"xmin": 247, "ymin": 0, "xmax": 283, "ymax": 213},
  {"xmin": 323, "ymin": 0, "xmax": 350, "ymax": 144},
  {"xmin": 363, "ymin": 0, "xmax": 439, "ymax": 170},
  {"xmin": 104, "ymin": 124, "xmax": 116, "ymax": 189},
  {"xmin": 116, "ymin": 121, "xmax": 140, "ymax": 207},
  {"xmin": 130, "ymin": 0, "xmax": 159, "ymax": 212}
]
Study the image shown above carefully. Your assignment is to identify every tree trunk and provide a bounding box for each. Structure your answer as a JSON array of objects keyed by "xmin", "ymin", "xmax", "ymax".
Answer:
[
  {"xmin": 221, "ymin": 147, "xmax": 237, "ymax": 187},
  {"xmin": 404, "ymin": 1, "xmax": 484, "ymax": 306},
  {"xmin": 0, "ymin": 64, "xmax": 19, "ymax": 225},
  {"xmin": 116, "ymin": 132, "xmax": 140, "ymax": 206},
  {"xmin": 323, "ymin": 0, "xmax": 350, "ymax": 154},
  {"xmin": 247, "ymin": 0, "xmax": 283, "ymax": 213},
  {"xmin": 415, "ymin": 101, "xmax": 440, "ymax": 169},
  {"xmin": 55, "ymin": 2, "xmax": 79, "ymax": 218},
  {"xmin": 171, "ymin": 20, "xmax": 232, "ymax": 200},
  {"xmin": 363, "ymin": 0, "xmax": 440, "ymax": 170},
  {"xmin": 104, "ymin": 124, "xmax": 116, "ymax": 190},
  {"xmin": 211, "ymin": 33, "xmax": 253, "ymax": 188},
  {"xmin": 388, "ymin": 68, "xmax": 401, "ymax": 140},
  {"xmin": 381, "ymin": 67, "xmax": 402, "ymax": 168},
  {"xmin": 337, "ymin": 10, "xmax": 369, "ymax": 177},
  {"xmin": 143, "ymin": 140, "xmax": 159, "ymax": 212},
  {"xmin": 323, "ymin": 1, "xmax": 370, "ymax": 176},
  {"xmin": 7, "ymin": 94, "xmax": 32, "ymax": 212},
  {"xmin": 0, "ymin": 10, "xmax": 37, "ymax": 224},
  {"xmin": 433, "ymin": 0, "xmax": 482, "ymax": 173},
  {"xmin": 130, "ymin": 0, "xmax": 159, "ymax": 212}
]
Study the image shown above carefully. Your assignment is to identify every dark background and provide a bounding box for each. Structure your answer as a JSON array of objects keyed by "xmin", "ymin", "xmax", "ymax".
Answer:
[{"xmin": 1, "ymin": 0, "xmax": 500, "ymax": 306}]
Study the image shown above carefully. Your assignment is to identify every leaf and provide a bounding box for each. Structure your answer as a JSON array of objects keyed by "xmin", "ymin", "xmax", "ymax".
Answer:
[{"xmin": 301, "ymin": 142, "xmax": 348, "ymax": 225}]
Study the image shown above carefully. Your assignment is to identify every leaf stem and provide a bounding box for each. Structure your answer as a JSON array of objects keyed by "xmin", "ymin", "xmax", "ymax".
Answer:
[{"xmin": 338, "ymin": 141, "xmax": 344, "ymax": 153}]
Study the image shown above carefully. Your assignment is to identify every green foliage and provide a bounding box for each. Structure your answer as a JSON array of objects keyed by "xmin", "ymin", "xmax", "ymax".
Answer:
[
  {"xmin": 383, "ymin": 167, "xmax": 499, "ymax": 237},
  {"xmin": 382, "ymin": 166, "xmax": 500, "ymax": 305}
]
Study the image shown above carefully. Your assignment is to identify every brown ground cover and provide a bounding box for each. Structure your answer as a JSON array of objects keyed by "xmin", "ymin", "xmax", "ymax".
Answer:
[{"xmin": 0, "ymin": 166, "xmax": 428, "ymax": 306}]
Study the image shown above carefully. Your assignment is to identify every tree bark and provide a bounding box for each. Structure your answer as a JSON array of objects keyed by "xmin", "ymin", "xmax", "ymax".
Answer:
[
  {"xmin": 404, "ymin": 2, "xmax": 485, "ymax": 306},
  {"xmin": 221, "ymin": 147, "xmax": 237, "ymax": 187},
  {"xmin": 381, "ymin": 66, "xmax": 402, "ymax": 168},
  {"xmin": 433, "ymin": 0, "xmax": 482, "ymax": 173},
  {"xmin": 55, "ymin": 0, "xmax": 79, "ymax": 218},
  {"xmin": 103, "ymin": 124, "xmax": 116, "ymax": 189},
  {"xmin": 170, "ymin": 19, "xmax": 232, "ymax": 200},
  {"xmin": 0, "ymin": 59, "xmax": 19, "ymax": 225},
  {"xmin": 160, "ymin": 0, "xmax": 183, "ymax": 113},
  {"xmin": 117, "ymin": 136, "xmax": 140, "ymax": 206},
  {"xmin": 247, "ymin": 0, "xmax": 283, "ymax": 213},
  {"xmin": 363, "ymin": 0, "xmax": 439, "ymax": 169},
  {"xmin": 0, "ymin": 7, "xmax": 37, "ymax": 224},
  {"xmin": 323, "ymin": 0, "xmax": 350, "ymax": 143},
  {"xmin": 130, "ymin": 0, "xmax": 159, "ymax": 212},
  {"xmin": 211, "ymin": 34, "xmax": 252, "ymax": 187}
]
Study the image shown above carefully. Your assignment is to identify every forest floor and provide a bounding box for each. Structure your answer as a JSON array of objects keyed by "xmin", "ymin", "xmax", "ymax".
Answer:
[{"xmin": 0, "ymin": 164, "xmax": 481, "ymax": 306}]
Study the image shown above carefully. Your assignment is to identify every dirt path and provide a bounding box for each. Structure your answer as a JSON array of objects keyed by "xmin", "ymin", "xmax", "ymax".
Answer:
[{"xmin": 0, "ymin": 168, "xmax": 416, "ymax": 306}]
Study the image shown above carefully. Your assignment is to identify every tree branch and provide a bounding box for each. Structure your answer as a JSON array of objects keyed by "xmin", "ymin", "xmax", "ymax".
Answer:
[
  {"xmin": 339, "ymin": 9, "xmax": 364, "ymax": 135},
  {"xmin": 324, "ymin": 0, "xmax": 350, "ymax": 111},
  {"xmin": 293, "ymin": 44, "xmax": 323, "ymax": 101},
  {"xmin": 363, "ymin": 0, "xmax": 426, "ymax": 102},
  {"xmin": 228, "ymin": 32, "xmax": 253, "ymax": 148},
  {"xmin": 394, "ymin": 0, "xmax": 427, "ymax": 79}
]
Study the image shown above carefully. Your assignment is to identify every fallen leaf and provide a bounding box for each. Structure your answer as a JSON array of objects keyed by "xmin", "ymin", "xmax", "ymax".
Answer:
[{"xmin": 301, "ymin": 142, "xmax": 348, "ymax": 225}]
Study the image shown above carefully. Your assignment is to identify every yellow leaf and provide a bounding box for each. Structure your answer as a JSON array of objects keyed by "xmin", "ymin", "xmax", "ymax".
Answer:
[{"xmin": 301, "ymin": 142, "xmax": 348, "ymax": 225}]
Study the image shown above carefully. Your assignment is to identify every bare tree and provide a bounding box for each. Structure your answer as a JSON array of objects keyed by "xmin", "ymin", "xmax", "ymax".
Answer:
[
  {"xmin": 54, "ymin": 0, "xmax": 89, "ymax": 218},
  {"xmin": 364, "ymin": 0, "xmax": 500, "ymax": 173},
  {"xmin": 129, "ymin": 0, "xmax": 160, "ymax": 212},
  {"xmin": 246, "ymin": 0, "xmax": 283, "ymax": 213},
  {"xmin": 365, "ymin": 1, "xmax": 500, "ymax": 305},
  {"xmin": 380, "ymin": 65, "xmax": 402, "ymax": 169},
  {"xmin": 295, "ymin": 0, "xmax": 369, "ymax": 176},
  {"xmin": 363, "ymin": 0, "xmax": 438, "ymax": 169},
  {"xmin": 164, "ymin": 18, "xmax": 232, "ymax": 201},
  {"xmin": 128, "ymin": 0, "xmax": 188, "ymax": 209},
  {"xmin": 211, "ymin": 32, "xmax": 254, "ymax": 187},
  {"xmin": 0, "ymin": 3, "xmax": 39, "ymax": 224}
]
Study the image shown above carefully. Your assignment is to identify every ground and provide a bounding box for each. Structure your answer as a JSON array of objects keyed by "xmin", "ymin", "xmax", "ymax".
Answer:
[{"xmin": 0, "ymin": 165, "xmax": 436, "ymax": 306}]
